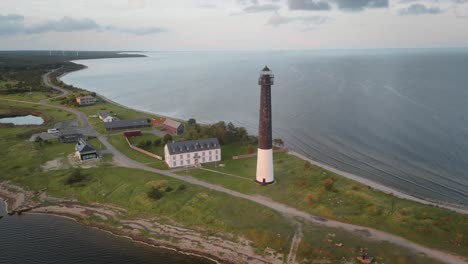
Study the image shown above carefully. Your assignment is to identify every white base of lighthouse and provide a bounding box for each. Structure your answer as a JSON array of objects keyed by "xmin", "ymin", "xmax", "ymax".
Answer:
[{"xmin": 255, "ymin": 148, "xmax": 274, "ymax": 185}]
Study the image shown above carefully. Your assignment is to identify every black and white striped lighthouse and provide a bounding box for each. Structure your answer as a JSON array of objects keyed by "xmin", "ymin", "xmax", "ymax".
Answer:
[{"xmin": 256, "ymin": 66, "xmax": 275, "ymax": 185}]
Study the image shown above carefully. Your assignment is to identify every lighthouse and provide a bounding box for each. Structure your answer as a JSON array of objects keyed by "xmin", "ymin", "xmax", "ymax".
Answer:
[{"xmin": 256, "ymin": 66, "xmax": 275, "ymax": 185}]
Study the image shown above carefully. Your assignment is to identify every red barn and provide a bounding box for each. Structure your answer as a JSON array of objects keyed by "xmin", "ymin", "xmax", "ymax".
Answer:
[{"xmin": 163, "ymin": 119, "xmax": 184, "ymax": 135}]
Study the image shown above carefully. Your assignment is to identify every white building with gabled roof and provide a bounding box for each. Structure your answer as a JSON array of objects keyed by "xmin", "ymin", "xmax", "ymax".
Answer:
[{"xmin": 164, "ymin": 138, "xmax": 221, "ymax": 168}]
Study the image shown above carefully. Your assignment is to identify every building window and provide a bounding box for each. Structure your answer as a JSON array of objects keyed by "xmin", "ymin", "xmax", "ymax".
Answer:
[
  {"xmin": 216, "ymin": 155, "xmax": 218, "ymax": 160},
  {"xmin": 209, "ymin": 150, "xmax": 211, "ymax": 155},
  {"xmin": 215, "ymin": 150, "xmax": 218, "ymax": 154},
  {"xmin": 187, "ymin": 153, "xmax": 190, "ymax": 158},
  {"xmin": 202, "ymin": 152, "xmax": 205, "ymax": 156},
  {"xmin": 202, "ymin": 157, "xmax": 205, "ymax": 162},
  {"xmin": 180, "ymin": 155, "xmax": 183, "ymax": 159},
  {"xmin": 173, "ymin": 161, "xmax": 176, "ymax": 167},
  {"xmin": 180, "ymin": 160, "xmax": 184, "ymax": 166},
  {"xmin": 209, "ymin": 156, "xmax": 212, "ymax": 161}
]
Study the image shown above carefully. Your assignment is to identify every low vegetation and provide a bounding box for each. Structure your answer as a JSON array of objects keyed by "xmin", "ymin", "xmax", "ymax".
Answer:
[{"xmin": 184, "ymin": 150, "xmax": 468, "ymax": 257}]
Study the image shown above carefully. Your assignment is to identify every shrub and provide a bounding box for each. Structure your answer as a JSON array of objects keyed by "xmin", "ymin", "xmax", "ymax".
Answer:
[
  {"xmin": 452, "ymin": 233, "xmax": 463, "ymax": 246},
  {"xmin": 147, "ymin": 187, "xmax": 164, "ymax": 200},
  {"xmin": 177, "ymin": 184, "xmax": 187, "ymax": 191},
  {"xmin": 66, "ymin": 169, "xmax": 86, "ymax": 185},
  {"xmin": 323, "ymin": 178, "xmax": 334, "ymax": 191},
  {"xmin": 165, "ymin": 186, "xmax": 173, "ymax": 192},
  {"xmin": 304, "ymin": 161, "xmax": 311, "ymax": 170},
  {"xmin": 136, "ymin": 140, "xmax": 146, "ymax": 148},
  {"xmin": 246, "ymin": 144, "xmax": 254, "ymax": 154},
  {"xmin": 153, "ymin": 138, "xmax": 162, "ymax": 147}
]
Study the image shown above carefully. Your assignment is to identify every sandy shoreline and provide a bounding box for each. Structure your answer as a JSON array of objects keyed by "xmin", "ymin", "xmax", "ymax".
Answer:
[{"xmin": 0, "ymin": 183, "xmax": 283, "ymax": 264}]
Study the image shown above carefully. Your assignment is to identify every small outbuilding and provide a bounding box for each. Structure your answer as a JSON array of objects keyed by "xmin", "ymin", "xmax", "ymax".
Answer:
[
  {"xmin": 163, "ymin": 119, "xmax": 184, "ymax": 135},
  {"xmin": 75, "ymin": 139, "xmax": 98, "ymax": 161}
]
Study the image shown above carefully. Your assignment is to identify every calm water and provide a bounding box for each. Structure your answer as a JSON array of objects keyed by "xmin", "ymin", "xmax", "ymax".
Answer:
[
  {"xmin": 63, "ymin": 49, "xmax": 468, "ymax": 205},
  {"xmin": 0, "ymin": 115, "xmax": 44, "ymax": 125},
  {"xmin": 0, "ymin": 200, "xmax": 214, "ymax": 264}
]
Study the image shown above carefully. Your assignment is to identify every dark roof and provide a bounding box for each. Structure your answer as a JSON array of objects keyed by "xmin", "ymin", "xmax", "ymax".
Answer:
[
  {"xmin": 105, "ymin": 118, "xmax": 150, "ymax": 130},
  {"xmin": 262, "ymin": 66, "xmax": 270, "ymax": 71},
  {"xmin": 75, "ymin": 140, "xmax": 96, "ymax": 153},
  {"xmin": 59, "ymin": 132, "xmax": 83, "ymax": 138},
  {"xmin": 166, "ymin": 138, "xmax": 220, "ymax": 155},
  {"xmin": 99, "ymin": 112, "xmax": 110, "ymax": 119}
]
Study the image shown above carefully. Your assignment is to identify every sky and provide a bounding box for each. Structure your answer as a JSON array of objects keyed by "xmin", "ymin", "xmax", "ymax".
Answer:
[{"xmin": 1, "ymin": 0, "xmax": 468, "ymax": 50}]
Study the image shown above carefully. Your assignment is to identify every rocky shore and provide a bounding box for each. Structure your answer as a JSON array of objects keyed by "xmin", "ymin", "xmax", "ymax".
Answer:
[{"xmin": 0, "ymin": 182, "xmax": 284, "ymax": 264}]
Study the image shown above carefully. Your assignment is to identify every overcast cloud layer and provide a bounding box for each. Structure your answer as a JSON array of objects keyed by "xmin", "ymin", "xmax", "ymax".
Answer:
[{"xmin": 0, "ymin": 0, "xmax": 467, "ymax": 50}]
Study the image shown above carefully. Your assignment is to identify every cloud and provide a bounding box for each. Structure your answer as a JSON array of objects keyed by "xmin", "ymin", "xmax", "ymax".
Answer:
[
  {"xmin": 104, "ymin": 25, "xmax": 165, "ymax": 35},
  {"xmin": 0, "ymin": 14, "xmax": 165, "ymax": 36},
  {"xmin": 26, "ymin": 17, "xmax": 99, "ymax": 34},
  {"xmin": 243, "ymin": 4, "xmax": 281, "ymax": 13},
  {"xmin": 333, "ymin": 0, "xmax": 388, "ymax": 11},
  {"xmin": 0, "ymin": 14, "xmax": 25, "ymax": 35},
  {"xmin": 288, "ymin": 0, "xmax": 388, "ymax": 11},
  {"xmin": 288, "ymin": 0, "xmax": 332, "ymax": 11},
  {"xmin": 399, "ymin": 3, "xmax": 443, "ymax": 15},
  {"xmin": 267, "ymin": 14, "xmax": 333, "ymax": 27}
]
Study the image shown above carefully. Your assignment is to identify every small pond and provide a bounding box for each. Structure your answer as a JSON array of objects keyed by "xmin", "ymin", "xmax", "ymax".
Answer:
[{"xmin": 0, "ymin": 115, "xmax": 44, "ymax": 125}]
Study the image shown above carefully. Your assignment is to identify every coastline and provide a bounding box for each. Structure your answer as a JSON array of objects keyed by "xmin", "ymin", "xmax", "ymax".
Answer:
[
  {"xmin": 0, "ymin": 198, "xmax": 220, "ymax": 264},
  {"xmin": 0, "ymin": 183, "xmax": 282, "ymax": 264},
  {"xmin": 60, "ymin": 63, "xmax": 468, "ymax": 215},
  {"xmin": 290, "ymin": 151, "xmax": 468, "ymax": 215}
]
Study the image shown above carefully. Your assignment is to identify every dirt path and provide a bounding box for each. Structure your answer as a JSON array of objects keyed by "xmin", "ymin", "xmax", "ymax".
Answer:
[
  {"xmin": 286, "ymin": 222, "xmax": 302, "ymax": 264},
  {"xmin": 1, "ymin": 70, "xmax": 466, "ymax": 264}
]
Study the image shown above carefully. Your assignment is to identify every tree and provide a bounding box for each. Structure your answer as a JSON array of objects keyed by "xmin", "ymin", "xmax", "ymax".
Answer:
[
  {"xmin": 163, "ymin": 134, "xmax": 173, "ymax": 143},
  {"xmin": 274, "ymin": 138, "xmax": 284, "ymax": 148},
  {"xmin": 304, "ymin": 161, "xmax": 311, "ymax": 170},
  {"xmin": 188, "ymin": 118, "xmax": 196, "ymax": 126}
]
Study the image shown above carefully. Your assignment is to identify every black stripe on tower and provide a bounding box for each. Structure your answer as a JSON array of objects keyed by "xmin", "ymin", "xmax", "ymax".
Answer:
[{"xmin": 258, "ymin": 67, "xmax": 273, "ymax": 150}]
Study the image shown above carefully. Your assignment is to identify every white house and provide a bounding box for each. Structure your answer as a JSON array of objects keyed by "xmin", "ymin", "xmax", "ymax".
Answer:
[
  {"xmin": 75, "ymin": 139, "xmax": 98, "ymax": 161},
  {"xmin": 164, "ymin": 138, "xmax": 221, "ymax": 168},
  {"xmin": 98, "ymin": 112, "xmax": 119, "ymax": 123}
]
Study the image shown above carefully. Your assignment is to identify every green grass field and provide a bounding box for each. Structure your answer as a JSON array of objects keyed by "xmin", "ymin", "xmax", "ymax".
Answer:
[
  {"xmin": 183, "ymin": 150, "xmax": 468, "ymax": 257},
  {"xmin": 107, "ymin": 134, "xmax": 168, "ymax": 170},
  {"xmin": 127, "ymin": 134, "xmax": 165, "ymax": 156}
]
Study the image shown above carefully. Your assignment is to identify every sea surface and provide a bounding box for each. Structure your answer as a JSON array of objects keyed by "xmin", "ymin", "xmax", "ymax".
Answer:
[
  {"xmin": 63, "ymin": 49, "xmax": 468, "ymax": 205},
  {"xmin": 0, "ymin": 200, "xmax": 214, "ymax": 264}
]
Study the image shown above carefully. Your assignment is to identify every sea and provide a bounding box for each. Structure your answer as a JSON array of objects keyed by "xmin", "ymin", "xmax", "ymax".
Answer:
[
  {"xmin": 62, "ymin": 49, "xmax": 468, "ymax": 206},
  {"xmin": 0, "ymin": 200, "xmax": 214, "ymax": 264}
]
